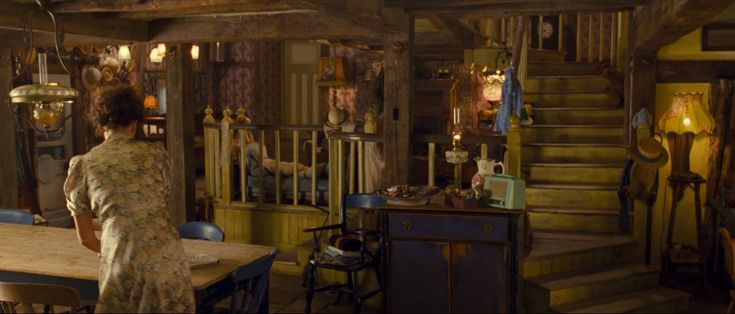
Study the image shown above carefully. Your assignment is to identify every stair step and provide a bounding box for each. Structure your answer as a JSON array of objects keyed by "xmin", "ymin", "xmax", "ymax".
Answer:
[
  {"xmin": 528, "ymin": 124, "xmax": 622, "ymax": 128},
  {"xmin": 526, "ymin": 187, "xmax": 619, "ymax": 209},
  {"xmin": 522, "ymin": 145, "xmax": 626, "ymax": 164},
  {"xmin": 521, "ymin": 126, "xmax": 624, "ymax": 144},
  {"xmin": 528, "ymin": 62, "xmax": 602, "ymax": 77},
  {"xmin": 527, "ymin": 183, "xmax": 617, "ymax": 190},
  {"xmin": 532, "ymin": 108, "xmax": 624, "ymax": 125},
  {"xmin": 524, "ymin": 164, "xmax": 622, "ymax": 185},
  {"xmin": 551, "ymin": 287, "xmax": 690, "ymax": 313},
  {"xmin": 526, "ymin": 76, "xmax": 609, "ymax": 94},
  {"xmin": 528, "ymin": 207, "xmax": 620, "ymax": 234},
  {"xmin": 527, "ymin": 264, "xmax": 659, "ymax": 309},
  {"xmin": 524, "ymin": 232, "xmax": 639, "ymax": 278},
  {"xmin": 526, "ymin": 93, "xmax": 616, "ymax": 108}
]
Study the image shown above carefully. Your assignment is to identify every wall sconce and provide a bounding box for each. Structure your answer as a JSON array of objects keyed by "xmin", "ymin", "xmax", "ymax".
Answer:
[
  {"xmin": 149, "ymin": 43, "xmax": 177, "ymax": 63},
  {"xmin": 117, "ymin": 45, "xmax": 131, "ymax": 62},
  {"xmin": 191, "ymin": 44, "xmax": 200, "ymax": 60},
  {"xmin": 149, "ymin": 47, "xmax": 163, "ymax": 63},
  {"xmin": 157, "ymin": 43, "xmax": 166, "ymax": 55}
]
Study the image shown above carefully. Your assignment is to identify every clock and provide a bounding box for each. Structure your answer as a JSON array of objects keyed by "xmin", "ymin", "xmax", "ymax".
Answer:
[{"xmin": 542, "ymin": 21, "xmax": 554, "ymax": 39}]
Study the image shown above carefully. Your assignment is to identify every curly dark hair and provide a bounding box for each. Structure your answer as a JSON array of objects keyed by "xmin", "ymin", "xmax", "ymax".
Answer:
[{"xmin": 89, "ymin": 84, "xmax": 144, "ymax": 132}]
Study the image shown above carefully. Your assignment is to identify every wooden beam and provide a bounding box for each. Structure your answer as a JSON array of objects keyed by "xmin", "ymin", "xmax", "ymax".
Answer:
[
  {"xmin": 0, "ymin": 48, "xmax": 18, "ymax": 208},
  {"xmin": 149, "ymin": 13, "xmax": 381, "ymax": 42},
  {"xmin": 382, "ymin": 8, "xmax": 414, "ymax": 185},
  {"xmin": 426, "ymin": 15, "xmax": 487, "ymax": 47},
  {"xmin": 51, "ymin": 0, "xmax": 299, "ymax": 20},
  {"xmin": 0, "ymin": 1, "xmax": 148, "ymax": 42},
  {"xmin": 282, "ymin": 0, "xmax": 392, "ymax": 33},
  {"xmin": 166, "ymin": 43, "xmax": 196, "ymax": 225},
  {"xmin": 390, "ymin": 0, "xmax": 651, "ymax": 16},
  {"xmin": 656, "ymin": 60, "xmax": 735, "ymax": 83},
  {"xmin": 633, "ymin": 0, "xmax": 735, "ymax": 53},
  {"xmin": 0, "ymin": 30, "xmax": 130, "ymax": 48},
  {"xmin": 628, "ymin": 54, "xmax": 656, "ymax": 137}
]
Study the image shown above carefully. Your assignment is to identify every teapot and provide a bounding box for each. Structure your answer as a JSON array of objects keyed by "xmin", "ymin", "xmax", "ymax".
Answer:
[{"xmin": 471, "ymin": 158, "xmax": 505, "ymax": 198}]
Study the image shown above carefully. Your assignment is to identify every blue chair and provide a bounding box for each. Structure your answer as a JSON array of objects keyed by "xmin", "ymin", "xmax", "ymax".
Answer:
[
  {"xmin": 229, "ymin": 248, "xmax": 277, "ymax": 313},
  {"xmin": 303, "ymin": 193, "xmax": 386, "ymax": 313},
  {"xmin": 177, "ymin": 221, "xmax": 225, "ymax": 242},
  {"xmin": 0, "ymin": 209, "xmax": 34, "ymax": 225}
]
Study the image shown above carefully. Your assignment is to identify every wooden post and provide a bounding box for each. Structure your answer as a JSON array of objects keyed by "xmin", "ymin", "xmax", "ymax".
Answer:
[
  {"xmin": 166, "ymin": 43, "xmax": 195, "ymax": 225},
  {"xmin": 383, "ymin": 8, "xmax": 414, "ymax": 186},
  {"xmin": 507, "ymin": 116, "xmax": 522, "ymax": 178},
  {"xmin": 628, "ymin": 54, "xmax": 656, "ymax": 150},
  {"xmin": 0, "ymin": 48, "xmax": 18, "ymax": 208},
  {"xmin": 220, "ymin": 108, "xmax": 233, "ymax": 207}
]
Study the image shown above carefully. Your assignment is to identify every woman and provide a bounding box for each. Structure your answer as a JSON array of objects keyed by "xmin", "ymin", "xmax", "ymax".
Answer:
[{"xmin": 64, "ymin": 85, "xmax": 195, "ymax": 313}]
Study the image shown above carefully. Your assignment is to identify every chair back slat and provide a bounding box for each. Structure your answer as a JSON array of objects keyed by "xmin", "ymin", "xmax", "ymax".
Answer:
[
  {"xmin": 341, "ymin": 194, "xmax": 386, "ymax": 233},
  {"xmin": 230, "ymin": 248, "xmax": 277, "ymax": 314},
  {"xmin": 0, "ymin": 210, "xmax": 33, "ymax": 225},
  {"xmin": 177, "ymin": 221, "xmax": 225, "ymax": 242},
  {"xmin": 0, "ymin": 283, "xmax": 82, "ymax": 313}
]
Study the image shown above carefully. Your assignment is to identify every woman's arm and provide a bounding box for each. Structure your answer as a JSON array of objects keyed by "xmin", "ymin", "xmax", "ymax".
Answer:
[{"xmin": 73, "ymin": 213, "xmax": 101, "ymax": 253}]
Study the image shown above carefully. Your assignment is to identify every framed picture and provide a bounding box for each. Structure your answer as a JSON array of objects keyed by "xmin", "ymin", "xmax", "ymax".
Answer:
[
  {"xmin": 702, "ymin": 24, "xmax": 735, "ymax": 51},
  {"xmin": 317, "ymin": 57, "xmax": 347, "ymax": 86}
]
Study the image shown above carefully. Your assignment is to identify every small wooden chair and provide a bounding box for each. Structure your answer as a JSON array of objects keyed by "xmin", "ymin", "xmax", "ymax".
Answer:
[
  {"xmin": 177, "ymin": 221, "xmax": 225, "ymax": 242},
  {"xmin": 0, "ymin": 210, "xmax": 34, "ymax": 225},
  {"xmin": 229, "ymin": 248, "xmax": 277, "ymax": 313},
  {"xmin": 0, "ymin": 282, "xmax": 83, "ymax": 313}
]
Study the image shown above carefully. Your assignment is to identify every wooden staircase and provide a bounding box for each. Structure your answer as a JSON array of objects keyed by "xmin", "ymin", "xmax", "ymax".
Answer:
[{"xmin": 522, "ymin": 62, "xmax": 690, "ymax": 313}]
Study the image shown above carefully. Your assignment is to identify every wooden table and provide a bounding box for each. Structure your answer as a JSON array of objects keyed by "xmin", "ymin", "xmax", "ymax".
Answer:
[{"xmin": 0, "ymin": 223, "xmax": 275, "ymax": 313}]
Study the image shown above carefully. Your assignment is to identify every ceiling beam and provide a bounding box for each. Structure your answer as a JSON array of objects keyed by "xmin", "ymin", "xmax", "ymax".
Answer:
[
  {"xmin": 149, "ymin": 13, "xmax": 382, "ymax": 43},
  {"xmin": 633, "ymin": 0, "xmax": 735, "ymax": 53},
  {"xmin": 50, "ymin": 0, "xmax": 298, "ymax": 20},
  {"xmin": 0, "ymin": 1, "xmax": 148, "ymax": 42},
  {"xmin": 0, "ymin": 29, "xmax": 129, "ymax": 48},
  {"xmin": 426, "ymin": 15, "xmax": 487, "ymax": 47},
  {"xmin": 390, "ymin": 0, "xmax": 652, "ymax": 17},
  {"xmin": 282, "ymin": 0, "xmax": 394, "ymax": 33}
]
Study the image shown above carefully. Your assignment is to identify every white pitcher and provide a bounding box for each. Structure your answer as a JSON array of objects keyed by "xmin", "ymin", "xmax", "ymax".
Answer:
[{"xmin": 471, "ymin": 158, "xmax": 505, "ymax": 198}]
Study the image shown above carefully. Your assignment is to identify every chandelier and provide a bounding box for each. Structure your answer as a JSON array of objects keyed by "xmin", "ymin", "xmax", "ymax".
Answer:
[{"xmin": 8, "ymin": 0, "xmax": 79, "ymax": 133}]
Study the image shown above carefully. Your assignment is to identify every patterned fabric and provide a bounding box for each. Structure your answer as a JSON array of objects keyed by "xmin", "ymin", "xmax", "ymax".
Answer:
[{"xmin": 64, "ymin": 133, "xmax": 195, "ymax": 313}]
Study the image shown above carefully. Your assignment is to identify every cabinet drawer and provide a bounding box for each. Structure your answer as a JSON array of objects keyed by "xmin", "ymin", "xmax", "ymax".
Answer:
[{"xmin": 388, "ymin": 212, "xmax": 509, "ymax": 242}]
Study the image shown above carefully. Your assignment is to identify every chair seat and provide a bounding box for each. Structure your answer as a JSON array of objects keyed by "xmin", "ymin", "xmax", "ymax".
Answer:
[{"xmin": 313, "ymin": 252, "xmax": 374, "ymax": 272}]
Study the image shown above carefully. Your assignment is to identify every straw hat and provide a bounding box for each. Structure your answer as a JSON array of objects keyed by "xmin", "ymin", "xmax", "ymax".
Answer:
[
  {"xmin": 82, "ymin": 64, "xmax": 101, "ymax": 90},
  {"xmin": 632, "ymin": 137, "xmax": 668, "ymax": 168},
  {"xmin": 100, "ymin": 66, "xmax": 115, "ymax": 82}
]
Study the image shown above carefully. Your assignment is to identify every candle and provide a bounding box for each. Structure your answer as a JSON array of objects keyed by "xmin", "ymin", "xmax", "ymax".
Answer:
[{"xmin": 453, "ymin": 107, "xmax": 460, "ymax": 125}]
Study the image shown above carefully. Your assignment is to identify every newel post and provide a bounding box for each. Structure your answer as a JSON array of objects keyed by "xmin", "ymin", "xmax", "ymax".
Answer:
[
  {"xmin": 506, "ymin": 115, "xmax": 522, "ymax": 178},
  {"xmin": 220, "ymin": 107, "xmax": 234, "ymax": 207}
]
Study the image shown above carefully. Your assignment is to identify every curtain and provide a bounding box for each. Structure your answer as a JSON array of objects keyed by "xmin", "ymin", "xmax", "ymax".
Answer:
[{"xmin": 707, "ymin": 79, "xmax": 735, "ymax": 202}]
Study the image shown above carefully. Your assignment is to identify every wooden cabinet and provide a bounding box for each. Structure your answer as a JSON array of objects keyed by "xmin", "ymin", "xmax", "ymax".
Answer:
[{"xmin": 381, "ymin": 206, "xmax": 523, "ymax": 313}]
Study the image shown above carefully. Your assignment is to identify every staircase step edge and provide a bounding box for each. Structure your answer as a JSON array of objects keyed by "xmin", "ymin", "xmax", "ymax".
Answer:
[
  {"xmin": 527, "ymin": 183, "xmax": 618, "ymax": 190},
  {"xmin": 524, "ymin": 163, "xmax": 625, "ymax": 168},
  {"xmin": 550, "ymin": 287, "xmax": 691, "ymax": 313},
  {"xmin": 523, "ymin": 142, "xmax": 626, "ymax": 147},
  {"xmin": 526, "ymin": 264, "xmax": 658, "ymax": 290},
  {"xmin": 527, "ymin": 207, "xmax": 618, "ymax": 216}
]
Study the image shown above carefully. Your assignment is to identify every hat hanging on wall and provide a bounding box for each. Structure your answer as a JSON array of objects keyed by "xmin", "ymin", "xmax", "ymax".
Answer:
[
  {"xmin": 82, "ymin": 64, "xmax": 101, "ymax": 90},
  {"xmin": 631, "ymin": 136, "xmax": 669, "ymax": 169}
]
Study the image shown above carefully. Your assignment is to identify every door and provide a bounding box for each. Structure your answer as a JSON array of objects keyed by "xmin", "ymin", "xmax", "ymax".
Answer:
[
  {"xmin": 389, "ymin": 240, "xmax": 449, "ymax": 313},
  {"xmin": 451, "ymin": 243, "xmax": 509, "ymax": 313}
]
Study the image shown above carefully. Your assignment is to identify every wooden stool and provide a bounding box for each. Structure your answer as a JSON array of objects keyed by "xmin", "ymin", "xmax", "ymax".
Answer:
[{"xmin": 661, "ymin": 173, "xmax": 707, "ymax": 292}]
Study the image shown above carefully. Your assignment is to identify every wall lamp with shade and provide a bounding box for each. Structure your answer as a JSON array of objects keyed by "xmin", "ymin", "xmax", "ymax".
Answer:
[
  {"xmin": 658, "ymin": 91, "xmax": 714, "ymax": 181},
  {"xmin": 190, "ymin": 44, "xmax": 200, "ymax": 60},
  {"xmin": 8, "ymin": 0, "xmax": 78, "ymax": 133},
  {"xmin": 117, "ymin": 44, "xmax": 132, "ymax": 62}
]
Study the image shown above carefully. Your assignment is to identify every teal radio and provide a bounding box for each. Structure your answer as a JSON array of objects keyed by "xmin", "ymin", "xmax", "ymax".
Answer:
[{"xmin": 482, "ymin": 174, "xmax": 526, "ymax": 209}]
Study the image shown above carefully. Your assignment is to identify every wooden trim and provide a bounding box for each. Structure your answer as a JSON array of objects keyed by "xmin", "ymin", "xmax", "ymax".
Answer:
[
  {"xmin": 656, "ymin": 60, "xmax": 735, "ymax": 83},
  {"xmin": 702, "ymin": 24, "xmax": 735, "ymax": 51}
]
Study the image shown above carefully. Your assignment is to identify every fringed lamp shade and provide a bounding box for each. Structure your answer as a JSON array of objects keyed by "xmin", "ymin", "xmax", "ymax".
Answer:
[{"xmin": 658, "ymin": 92, "xmax": 714, "ymax": 177}]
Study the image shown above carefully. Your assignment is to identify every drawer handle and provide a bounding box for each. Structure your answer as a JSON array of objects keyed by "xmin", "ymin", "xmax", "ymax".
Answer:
[
  {"xmin": 483, "ymin": 224, "xmax": 494, "ymax": 234},
  {"xmin": 402, "ymin": 220, "xmax": 412, "ymax": 231}
]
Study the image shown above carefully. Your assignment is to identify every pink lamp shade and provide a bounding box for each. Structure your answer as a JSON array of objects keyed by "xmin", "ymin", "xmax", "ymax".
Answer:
[{"xmin": 659, "ymin": 92, "xmax": 714, "ymax": 135}]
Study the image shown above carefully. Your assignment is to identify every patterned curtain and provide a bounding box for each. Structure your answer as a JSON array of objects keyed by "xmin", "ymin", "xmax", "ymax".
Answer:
[{"xmin": 706, "ymin": 79, "xmax": 735, "ymax": 201}]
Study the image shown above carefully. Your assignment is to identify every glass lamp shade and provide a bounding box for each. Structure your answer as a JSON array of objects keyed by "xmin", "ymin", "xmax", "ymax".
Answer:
[
  {"xmin": 117, "ymin": 45, "xmax": 131, "ymax": 61},
  {"xmin": 658, "ymin": 92, "xmax": 714, "ymax": 135},
  {"xmin": 190, "ymin": 45, "xmax": 200, "ymax": 60},
  {"xmin": 149, "ymin": 47, "xmax": 163, "ymax": 63},
  {"xmin": 33, "ymin": 102, "xmax": 65, "ymax": 130}
]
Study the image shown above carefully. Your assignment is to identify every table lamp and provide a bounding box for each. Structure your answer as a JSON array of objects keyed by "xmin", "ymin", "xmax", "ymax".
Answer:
[{"xmin": 658, "ymin": 92, "xmax": 714, "ymax": 181}]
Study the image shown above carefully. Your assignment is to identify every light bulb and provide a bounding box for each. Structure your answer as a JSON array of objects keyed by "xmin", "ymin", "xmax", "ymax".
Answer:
[
  {"xmin": 117, "ymin": 45, "xmax": 131, "ymax": 61},
  {"xmin": 149, "ymin": 48, "xmax": 162, "ymax": 63},
  {"xmin": 683, "ymin": 117, "xmax": 692, "ymax": 126},
  {"xmin": 190, "ymin": 45, "xmax": 200, "ymax": 60},
  {"xmin": 157, "ymin": 43, "xmax": 166, "ymax": 55}
]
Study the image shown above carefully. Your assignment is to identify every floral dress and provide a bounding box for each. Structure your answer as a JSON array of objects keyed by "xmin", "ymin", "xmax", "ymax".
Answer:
[{"xmin": 64, "ymin": 133, "xmax": 195, "ymax": 313}]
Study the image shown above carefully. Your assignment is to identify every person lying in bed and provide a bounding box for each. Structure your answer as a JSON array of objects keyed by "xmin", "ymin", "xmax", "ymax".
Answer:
[{"xmin": 242, "ymin": 139, "xmax": 326, "ymax": 179}]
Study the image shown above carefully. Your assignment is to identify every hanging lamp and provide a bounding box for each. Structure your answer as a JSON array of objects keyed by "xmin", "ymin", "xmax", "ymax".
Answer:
[{"xmin": 8, "ymin": 0, "xmax": 79, "ymax": 132}]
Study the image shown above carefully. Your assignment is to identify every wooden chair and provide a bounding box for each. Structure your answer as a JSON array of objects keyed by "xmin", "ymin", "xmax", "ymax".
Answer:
[
  {"xmin": 303, "ymin": 194, "xmax": 386, "ymax": 314},
  {"xmin": 0, "ymin": 210, "xmax": 33, "ymax": 225},
  {"xmin": 177, "ymin": 221, "xmax": 225, "ymax": 242},
  {"xmin": 228, "ymin": 248, "xmax": 277, "ymax": 313},
  {"xmin": 0, "ymin": 282, "xmax": 84, "ymax": 313}
]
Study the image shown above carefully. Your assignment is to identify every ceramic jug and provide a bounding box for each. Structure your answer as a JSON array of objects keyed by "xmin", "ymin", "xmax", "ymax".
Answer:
[{"xmin": 471, "ymin": 158, "xmax": 505, "ymax": 198}]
